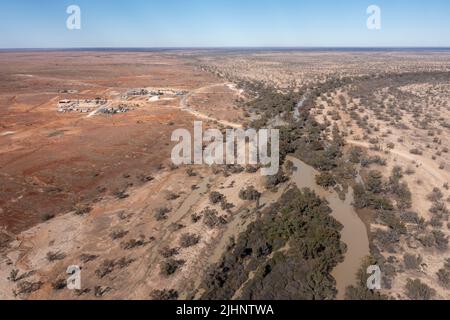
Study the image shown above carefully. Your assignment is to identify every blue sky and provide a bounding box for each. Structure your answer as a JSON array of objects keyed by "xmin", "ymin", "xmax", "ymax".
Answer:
[{"xmin": 0, "ymin": 0, "xmax": 449, "ymax": 48}]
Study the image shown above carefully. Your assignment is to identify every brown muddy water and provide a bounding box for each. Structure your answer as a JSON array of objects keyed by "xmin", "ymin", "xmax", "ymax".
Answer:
[{"xmin": 288, "ymin": 156, "xmax": 370, "ymax": 300}]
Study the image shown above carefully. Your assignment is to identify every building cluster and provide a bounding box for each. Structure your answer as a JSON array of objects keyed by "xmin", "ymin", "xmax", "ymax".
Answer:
[
  {"xmin": 57, "ymin": 98, "xmax": 107, "ymax": 113},
  {"xmin": 125, "ymin": 88, "xmax": 187, "ymax": 99},
  {"xmin": 99, "ymin": 104, "xmax": 133, "ymax": 114}
]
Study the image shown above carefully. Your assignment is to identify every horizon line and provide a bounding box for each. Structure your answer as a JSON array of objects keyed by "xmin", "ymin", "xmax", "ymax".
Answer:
[{"xmin": 2, "ymin": 46, "xmax": 450, "ymax": 52}]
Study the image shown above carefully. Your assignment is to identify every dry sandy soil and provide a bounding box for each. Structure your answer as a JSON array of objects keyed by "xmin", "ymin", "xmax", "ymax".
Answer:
[
  {"xmin": 0, "ymin": 51, "xmax": 277, "ymax": 300},
  {"xmin": 0, "ymin": 52, "xmax": 217, "ymax": 235}
]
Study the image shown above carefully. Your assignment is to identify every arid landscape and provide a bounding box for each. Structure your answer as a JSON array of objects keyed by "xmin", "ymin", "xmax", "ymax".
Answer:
[{"xmin": 0, "ymin": 49, "xmax": 449, "ymax": 300}]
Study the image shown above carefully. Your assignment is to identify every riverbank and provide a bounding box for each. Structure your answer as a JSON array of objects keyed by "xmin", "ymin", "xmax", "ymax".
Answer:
[{"xmin": 288, "ymin": 156, "xmax": 370, "ymax": 299}]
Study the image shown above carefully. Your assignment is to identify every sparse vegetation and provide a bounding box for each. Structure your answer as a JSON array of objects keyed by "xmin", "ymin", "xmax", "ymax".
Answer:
[
  {"xmin": 46, "ymin": 251, "xmax": 66, "ymax": 262},
  {"xmin": 209, "ymin": 191, "xmax": 225, "ymax": 204},
  {"xmin": 404, "ymin": 279, "xmax": 436, "ymax": 300},
  {"xmin": 110, "ymin": 229, "xmax": 129, "ymax": 240},
  {"xmin": 160, "ymin": 259, "xmax": 186, "ymax": 277},
  {"xmin": 239, "ymin": 186, "xmax": 262, "ymax": 201},
  {"xmin": 52, "ymin": 278, "xmax": 67, "ymax": 290},
  {"xmin": 150, "ymin": 289, "xmax": 179, "ymax": 300},
  {"xmin": 159, "ymin": 247, "xmax": 180, "ymax": 258},
  {"xmin": 315, "ymin": 172, "xmax": 336, "ymax": 188},
  {"xmin": 403, "ymin": 253, "xmax": 422, "ymax": 270},
  {"xmin": 179, "ymin": 233, "xmax": 201, "ymax": 248},
  {"xmin": 200, "ymin": 187, "xmax": 344, "ymax": 300},
  {"xmin": 202, "ymin": 208, "xmax": 227, "ymax": 228},
  {"xmin": 14, "ymin": 281, "xmax": 43, "ymax": 296},
  {"xmin": 121, "ymin": 238, "xmax": 147, "ymax": 250},
  {"xmin": 154, "ymin": 207, "xmax": 171, "ymax": 221}
]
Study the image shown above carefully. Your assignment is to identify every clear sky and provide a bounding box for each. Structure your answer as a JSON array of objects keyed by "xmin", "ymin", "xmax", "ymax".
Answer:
[{"xmin": 1, "ymin": 0, "xmax": 449, "ymax": 48}]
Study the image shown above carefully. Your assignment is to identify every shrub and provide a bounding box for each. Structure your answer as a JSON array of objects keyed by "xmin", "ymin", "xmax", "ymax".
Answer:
[
  {"xmin": 110, "ymin": 229, "xmax": 128, "ymax": 240},
  {"xmin": 191, "ymin": 213, "xmax": 202, "ymax": 223},
  {"xmin": 179, "ymin": 233, "xmax": 201, "ymax": 248},
  {"xmin": 225, "ymin": 165, "xmax": 245, "ymax": 174},
  {"xmin": 432, "ymin": 230, "xmax": 448, "ymax": 251},
  {"xmin": 186, "ymin": 168, "xmax": 197, "ymax": 176},
  {"xmin": 349, "ymin": 147, "xmax": 363, "ymax": 163},
  {"xmin": 8, "ymin": 269, "xmax": 35, "ymax": 283},
  {"xmin": 94, "ymin": 257, "xmax": 135, "ymax": 279},
  {"xmin": 160, "ymin": 259, "xmax": 186, "ymax": 276},
  {"xmin": 436, "ymin": 268, "xmax": 450, "ymax": 288},
  {"xmin": 166, "ymin": 192, "xmax": 180, "ymax": 201},
  {"xmin": 374, "ymin": 229, "xmax": 400, "ymax": 248},
  {"xmin": 150, "ymin": 289, "xmax": 179, "ymax": 300},
  {"xmin": 94, "ymin": 286, "xmax": 112, "ymax": 297},
  {"xmin": 138, "ymin": 174, "xmax": 154, "ymax": 183},
  {"xmin": 390, "ymin": 166, "xmax": 403, "ymax": 181},
  {"xmin": 400, "ymin": 211, "xmax": 422, "ymax": 225},
  {"xmin": 7, "ymin": 270, "xmax": 19, "ymax": 282},
  {"xmin": 430, "ymin": 216, "xmax": 443, "ymax": 228},
  {"xmin": 404, "ymin": 279, "xmax": 436, "ymax": 300},
  {"xmin": 284, "ymin": 161, "xmax": 294, "ymax": 173},
  {"xmin": 159, "ymin": 247, "xmax": 180, "ymax": 258},
  {"xmin": 427, "ymin": 188, "xmax": 443, "ymax": 202},
  {"xmin": 379, "ymin": 211, "xmax": 406, "ymax": 234},
  {"xmin": 367, "ymin": 171, "xmax": 383, "ymax": 193},
  {"xmin": 220, "ymin": 199, "xmax": 235, "ymax": 211},
  {"xmin": 409, "ymin": 149, "xmax": 423, "ymax": 155},
  {"xmin": 245, "ymin": 165, "xmax": 260, "ymax": 173},
  {"xmin": 46, "ymin": 251, "xmax": 66, "ymax": 262},
  {"xmin": 113, "ymin": 190, "xmax": 129, "ymax": 199},
  {"xmin": 403, "ymin": 254, "xmax": 422, "ymax": 270},
  {"xmin": 52, "ymin": 279, "xmax": 67, "ymax": 290},
  {"xmin": 42, "ymin": 213, "xmax": 55, "ymax": 222},
  {"xmin": 265, "ymin": 170, "xmax": 288, "ymax": 189},
  {"xmin": 154, "ymin": 207, "xmax": 171, "ymax": 221},
  {"xmin": 388, "ymin": 172, "xmax": 412, "ymax": 210},
  {"xmin": 74, "ymin": 288, "xmax": 91, "ymax": 296},
  {"xmin": 361, "ymin": 156, "xmax": 387, "ymax": 167},
  {"xmin": 95, "ymin": 260, "xmax": 116, "ymax": 278},
  {"xmin": 239, "ymin": 186, "xmax": 261, "ymax": 201},
  {"xmin": 418, "ymin": 233, "xmax": 436, "ymax": 248},
  {"xmin": 14, "ymin": 281, "xmax": 43, "ymax": 296},
  {"xmin": 115, "ymin": 256, "xmax": 136, "ymax": 269},
  {"xmin": 203, "ymin": 208, "xmax": 227, "ymax": 228},
  {"xmin": 121, "ymin": 238, "xmax": 146, "ymax": 250},
  {"xmin": 315, "ymin": 172, "xmax": 336, "ymax": 188},
  {"xmin": 80, "ymin": 254, "xmax": 98, "ymax": 263},
  {"xmin": 354, "ymin": 183, "xmax": 394, "ymax": 211},
  {"xmin": 209, "ymin": 191, "xmax": 225, "ymax": 204},
  {"xmin": 74, "ymin": 205, "xmax": 92, "ymax": 216},
  {"xmin": 353, "ymin": 184, "xmax": 368, "ymax": 209},
  {"xmin": 345, "ymin": 286, "xmax": 387, "ymax": 300}
]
